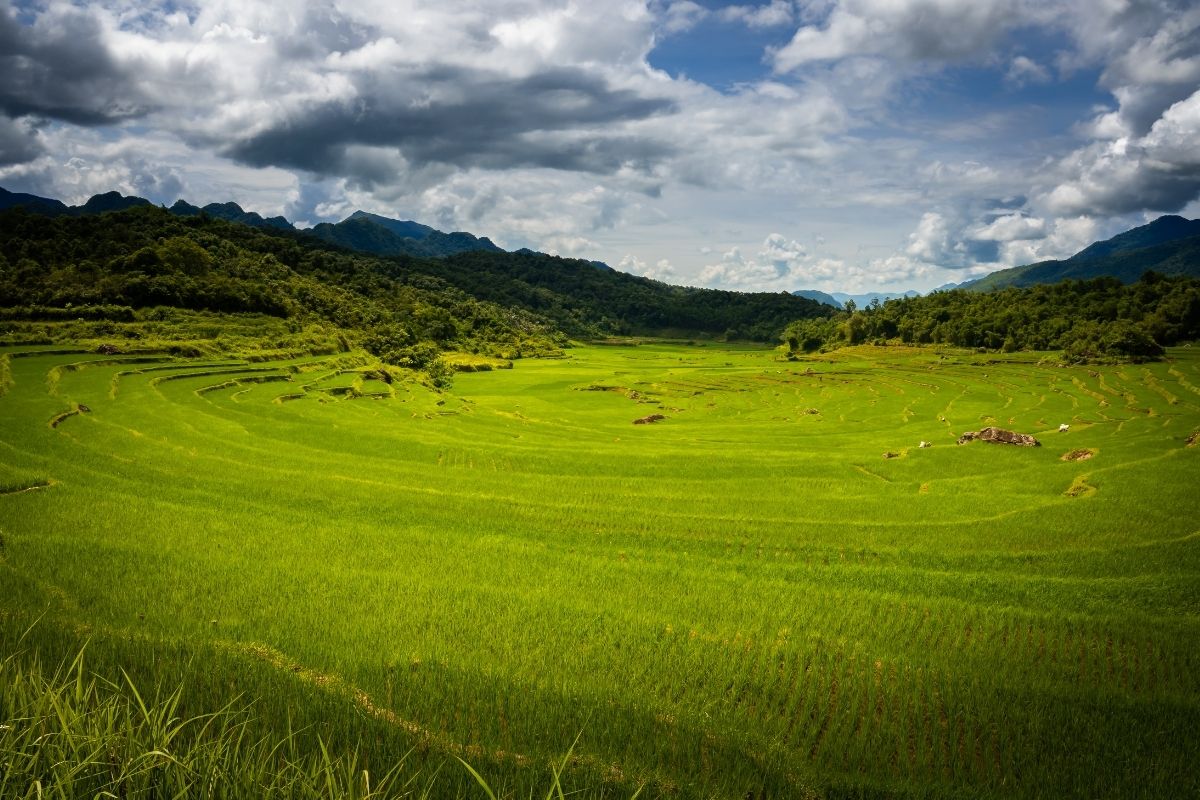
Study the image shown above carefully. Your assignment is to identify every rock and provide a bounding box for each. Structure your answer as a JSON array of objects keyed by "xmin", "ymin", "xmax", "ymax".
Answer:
[
  {"xmin": 977, "ymin": 426, "xmax": 1040, "ymax": 447},
  {"xmin": 96, "ymin": 343, "xmax": 121, "ymax": 355},
  {"xmin": 77, "ymin": 404, "xmax": 91, "ymax": 413},
  {"xmin": 918, "ymin": 441, "xmax": 931, "ymax": 448},
  {"xmin": 1062, "ymin": 449, "xmax": 1094, "ymax": 462},
  {"xmin": 958, "ymin": 427, "xmax": 1040, "ymax": 446},
  {"xmin": 882, "ymin": 451, "xmax": 899, "ymax": 459},
  {"xmin": 633, "ymin": 414, "xmax": 665, "ymax": 425},
  {"xmin": 1186, "ymin": 431, "xmax": 1198, "ymax": 447}
]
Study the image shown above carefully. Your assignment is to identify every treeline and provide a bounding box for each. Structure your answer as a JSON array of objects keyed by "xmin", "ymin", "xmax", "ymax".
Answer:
[
  {"xmin": 0, "ymin": 206, "xmax": 564, "ymax": 360},
  {"xmin": 782, "ymin": 274, "xmax": 1200, "ymax": 362},
  {"xmin": 0, "ymin": 205, "xmax": 831, "ymax": 352},
  {"xmin": 400, "ymin": 249, "xmax": 831, "ymax": 341}
]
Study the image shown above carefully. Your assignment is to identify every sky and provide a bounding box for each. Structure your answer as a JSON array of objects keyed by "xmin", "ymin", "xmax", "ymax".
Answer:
[{"xmin": 1, "ymin": 0, "xmax": 1199, "ymax": 293}]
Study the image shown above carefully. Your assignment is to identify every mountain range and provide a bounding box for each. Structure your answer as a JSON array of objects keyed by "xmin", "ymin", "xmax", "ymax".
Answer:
[
  {"xmin": 964, "ymin": 215, "xmax": 1200, "ymax": 290},
  {"xmin": 0, "ymin": 187, "xmax": 521, "ymax": 262},
  {"xmin": 4, "ymin": 187, "xmax": 1196, "ymax": 301},
  {"xmin": 0, "ymin": 188, "xmax": 831, "ymax": 343},
  {"xmin": 793, "ymin": 216, "xmax": 1200, "ymax": 305}
]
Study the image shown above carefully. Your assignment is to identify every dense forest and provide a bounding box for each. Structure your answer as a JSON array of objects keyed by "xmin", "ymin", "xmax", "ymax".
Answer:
[
  {"xmin": 0, "ymin": 206, "xmax": 830, "ymax": 351},
  {"xmin": 782, "ymin": 273, "xmax": 1200, "ymax": 362}
]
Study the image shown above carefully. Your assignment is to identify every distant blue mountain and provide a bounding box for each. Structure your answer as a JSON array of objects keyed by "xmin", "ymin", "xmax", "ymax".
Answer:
[
  {"xmin": 791, "ymin": 289, "xmax": 842, "ymax": 309},
  {"xmin": 831, "ymin": 290, "xmax": 920, "ymax": 307}
]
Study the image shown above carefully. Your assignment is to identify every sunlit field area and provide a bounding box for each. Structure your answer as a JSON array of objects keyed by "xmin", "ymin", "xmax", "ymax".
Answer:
[{"xmin": 2, "ymin": 341, "xmax": 1198, "ymax": 798}]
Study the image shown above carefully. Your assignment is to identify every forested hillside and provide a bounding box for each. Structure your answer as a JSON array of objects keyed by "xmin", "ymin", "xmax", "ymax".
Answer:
[
  {"xmin": 0, "ymin": 205, "xmax": 830, "ymax": 352},
  {"xmin": 968, "ymin": 216, "xmax": 1200, "ymax": 290},
  {"xmin": 782, "ymin": 274, "xmax": 1200, "ymax": 362}
]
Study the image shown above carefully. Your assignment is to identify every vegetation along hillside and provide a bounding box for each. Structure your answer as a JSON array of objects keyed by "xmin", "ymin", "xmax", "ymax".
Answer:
[
  {"xmin": 0, "ymin": 201, "xmax": 831, "ymax": 352},
  {"xmin": 782, "ymin": 272, "xmax": 1200, "ymax": 361},
  {"xmin": 968, "ymin": 215, "xmax": 1200, "ymax": 290},
  {"xmin": 1, "ymin": 187, "xmax": 1197, "ymax": 800}
]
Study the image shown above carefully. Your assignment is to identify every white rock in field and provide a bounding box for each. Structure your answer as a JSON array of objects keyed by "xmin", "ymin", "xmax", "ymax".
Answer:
[
  {"xmin": 919, "ymin": 441, "xmax": 931, "ymax": 448},
  {"xmin": 1059, "ymin": 423, "xmax": 1070, "ymax": 432}
]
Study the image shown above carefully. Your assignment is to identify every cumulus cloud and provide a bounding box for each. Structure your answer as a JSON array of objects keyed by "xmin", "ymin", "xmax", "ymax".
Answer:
[
  {"xmin": 0, "ymin": 116, "xmax": 42, "ymax": 166},
  {"xmin": 771, "ymin": 0, "xmax": 1027, "ymax": 72},
  {"xmin": 1043, "ymin": 89, "xmax": 1200, "ymax": 216},
  {"xmin": 0, "ymin": 2, "xmax": 152, "ymax": 124},
  {"xmin": 997, "ymin": 216, "xmax": 1098, "ymax": 265},
  {"xmin": 1035, "ymin": 5, "xmax": 1200, "ymax": 217},
  {"xmin": 971, "ymin": 213, "xmax": 1047, "ymax": 242},
  {"xmin": 719, "ymin": 1, "xmax": 796, "ymax": 29},
  {"xmin": 1005, "ymin": 55, "xmax": 1050, "ymax": 86},
  {"xmin": 0, "ymin": 0, "xmax": 1196, "ymax": 293},
  {"xmin": 697, "ymin": 234, "xmax": 849, "ymax": 291},
  {"xmin": 619, "ymin": 253, "xmax": 678, "ymax": 281},
  {"xmin": 656, "ymin": 1, "xmax": 708, "ymax": 34},
  {"xmin": 225, "ymin": 64, "xmax": 677, "ymax": 179}
]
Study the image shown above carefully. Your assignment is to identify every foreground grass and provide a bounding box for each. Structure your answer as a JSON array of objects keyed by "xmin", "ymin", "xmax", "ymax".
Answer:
[
  {"xmin": 1, "ymin": 340, "xmax": 1198, "ymax": 798},
  {"xmin": 0, "ymin": 643, "xmax": 425, "ymax": 799}
]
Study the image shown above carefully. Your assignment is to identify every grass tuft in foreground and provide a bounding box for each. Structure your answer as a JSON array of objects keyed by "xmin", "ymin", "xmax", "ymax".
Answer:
[{"xmin": 0, "ymin": 644, "xmax": 433, "ymax": 799}]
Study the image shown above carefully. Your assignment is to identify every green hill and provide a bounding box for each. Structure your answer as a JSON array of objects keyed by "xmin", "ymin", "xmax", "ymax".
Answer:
[
  {"xmin": 308, "ymin": 213, "xmax": 505, "ymax": 259},
  {"xmin": 970, "ymin": 215, "xmax": 1200, "ymax": 290},
  {"xmin": 0, "ymin": 203, "xmax": 830, "ymax": 346}
]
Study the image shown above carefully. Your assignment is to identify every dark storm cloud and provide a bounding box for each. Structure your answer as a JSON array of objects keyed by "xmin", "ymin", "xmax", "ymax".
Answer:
[
  {"xmin": 0, "ymin": 3, "xmax": 152, "ymax": 125},
  {"xmin": 225, "ymin": 64, "xmax": 677, "ymax": 179},
  {"xmin": 274, "ymin": 4, "xmax": 378, "ymax": 61},
  {"xmin": 0, "ymin": 114, "xmax": 42, "ymax": 165}
]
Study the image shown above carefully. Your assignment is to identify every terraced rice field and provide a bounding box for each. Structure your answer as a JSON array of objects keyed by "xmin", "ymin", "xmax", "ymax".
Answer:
[{"xmin": 1, "ymin": 341, "xmax": 1198, "ymax": 798}]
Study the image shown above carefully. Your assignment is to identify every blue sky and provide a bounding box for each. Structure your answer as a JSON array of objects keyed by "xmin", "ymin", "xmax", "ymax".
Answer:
[{"xmin": 1, "ymin": 0, "xmax": 1198, "ymax": 292}]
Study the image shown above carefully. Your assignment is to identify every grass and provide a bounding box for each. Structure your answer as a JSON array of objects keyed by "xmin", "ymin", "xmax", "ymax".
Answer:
[{"xmin": 0, "ymin": 339, "xmax": 1198, "ymax": 798}]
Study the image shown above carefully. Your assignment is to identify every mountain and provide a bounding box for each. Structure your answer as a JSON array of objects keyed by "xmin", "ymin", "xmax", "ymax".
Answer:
[
  {"xmin": 78, "ymin": 191, "xmax": 154, "ymax": 215},
  {"xmin": 831, "ymin": 290, "xmax": 920, "ymax": 307},
  {"xmin": 0, "ymin": 187, "xmax": 504, "ymax": 259},
  {"xmin": 970, "ymin": 215, "xmax": 1200, "ymax": 291},
  {"xmin": 0, "ymin": 200, "xmax": 833, "ymax": 343},
  {"xmin": 308, "ymin": 213, "xmax": 503, "ymax": 259},
  {"xmin": 170, "ymin": 200, "xmax": 293, "ymax": 231},
  {"xmin": 0, "ymin": 187, "xmax": 69, "ymax": 216},
  {"xmin": 346, "ymin": 210, "xmax": 435, "ymax": 240},
  {"xmin": 791, "ymin": 289, "xmax": 842, "ymax": 309}
]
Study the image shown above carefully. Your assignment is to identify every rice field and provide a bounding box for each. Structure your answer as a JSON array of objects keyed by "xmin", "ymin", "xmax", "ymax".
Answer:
[{"xmin": 1, "ymin": 340, "xmax": 1198, "ymax": 798}]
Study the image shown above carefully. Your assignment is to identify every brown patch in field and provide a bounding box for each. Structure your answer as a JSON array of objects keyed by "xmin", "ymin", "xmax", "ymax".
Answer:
[
  {"xmin": 1061, "ymin": 448, "xmax": 1095, "ymax": 462},
  {"xmin": 1065, "ymin": 476, "xmax": 1095, "ymax": 497}
]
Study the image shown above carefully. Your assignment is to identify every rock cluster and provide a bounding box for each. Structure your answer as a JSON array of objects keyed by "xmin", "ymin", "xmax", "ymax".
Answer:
[{"xmin": 957, "ymin": 427, "xmax": 1040, "ymax": 447}]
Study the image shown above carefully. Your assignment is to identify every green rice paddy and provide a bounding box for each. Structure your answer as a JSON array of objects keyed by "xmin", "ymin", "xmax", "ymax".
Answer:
[{"xmin": 1, "ymin": 341, "xmax": 1198, "ymax": 798}]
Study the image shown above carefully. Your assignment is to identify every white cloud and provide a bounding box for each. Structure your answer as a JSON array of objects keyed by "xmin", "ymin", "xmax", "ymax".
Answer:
[
  {"xmin": 1042, "ymin": 89, "xmax": 1200, "ymax": 216},
  {"xmin": 619, "ymin": 253, "xmax": 677, "ymax": 280},
  {"xmin": 771, "ymin": 0, "xmax": 1025, "ymax": 72},
  {"xmin": 972, "ymin": 213, "xmax": 1047, "ymax": 242},
  {"xmin": 719, "ymin": 1, "xmax": 795, "ymax": 29},
  {"xmin": 1, "ymin": 0, "xmax": 1197, "ymax": 295},
  {"xmin": 1005, "ymin": 55, "xmax": 1050, "ymax": 86},
  {"xmin": 657, "ymin": 1, "xmax": 708, "ymax": 34},
  {"xmin": 996, "ymin": 216, "xmax": 1098, "ymax": 264},
  {"xmin": 903, "ymin": 212, "xmax": 952, "ymax": 262}
]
